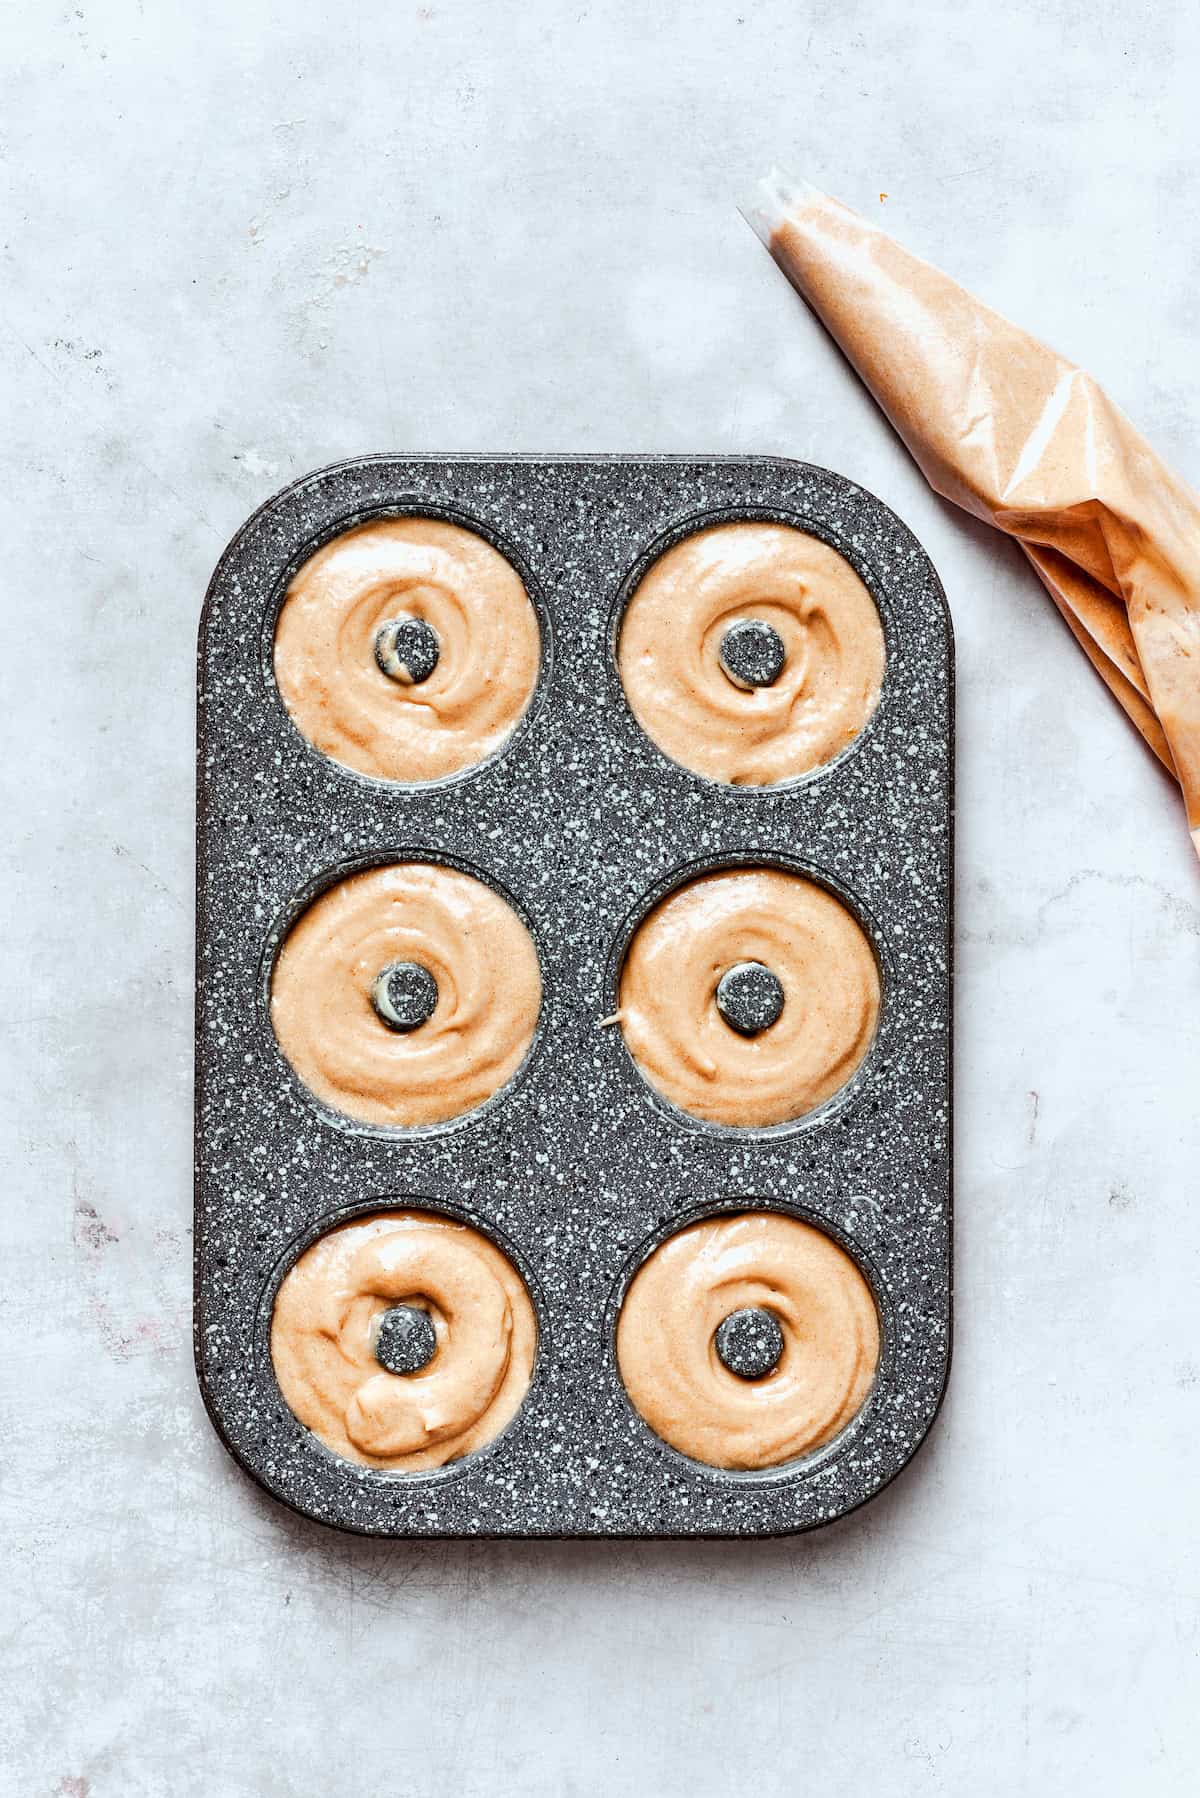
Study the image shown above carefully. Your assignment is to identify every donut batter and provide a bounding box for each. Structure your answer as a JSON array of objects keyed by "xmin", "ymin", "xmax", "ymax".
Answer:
[
  {"xmin": 273, "ymin": 516, "xmax": 541, "ymax": 783},
  {"xmin": 618, "ymin": 521, "xmax": 885, "ymax": 785},
  {"xmin": 271, "ymin": 1210, "xmax": 536, "ymax": 1470},
  {"xmin": 618, "ymin": 867, "xmax": 879, "ymax": 1128},
  {"xmin": 271, "ymin": 862, "xmax": 541, "ymax": 1127},
  {"xmin": 616, "ymin": 1211, "xmax": 879, "ymax": 1469}
]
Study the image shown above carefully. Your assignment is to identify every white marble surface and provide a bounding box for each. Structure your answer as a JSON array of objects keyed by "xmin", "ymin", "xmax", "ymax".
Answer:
[{"xmin": 3, "ymin": 1, "xmax": 1199, "ymax": 1792}]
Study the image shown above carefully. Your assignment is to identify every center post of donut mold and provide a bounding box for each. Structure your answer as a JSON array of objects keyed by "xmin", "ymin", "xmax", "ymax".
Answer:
[
  {"xmin": 374, "ymin": 615, "xmax": 440, "ymax": 685},
  {"xmin": 714, "ymin": 1306, "xmax": 785, "ymax": 1380},
  {"xmin": 718, "ymin": 617, "xmax": 786, "ymax": 689},
  {"xmin": 373, "ymin": 1304, "xmax": 438, "ymax": 1376},
  {"xmin": 371, "ymin": 959, "xmax": 439, "ymax": 1032},
  {"xmin": 715, "ymin": 960, "xmax": 785, "ymax": 1035}
]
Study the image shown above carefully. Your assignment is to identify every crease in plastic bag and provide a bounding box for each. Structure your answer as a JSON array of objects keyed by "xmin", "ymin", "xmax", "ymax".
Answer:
[{"xmin": 742, "ymin": 169, "xmax": 1200, "ymax": 862}]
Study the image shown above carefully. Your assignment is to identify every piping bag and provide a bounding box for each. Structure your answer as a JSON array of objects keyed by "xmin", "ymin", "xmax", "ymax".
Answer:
[{"xmin": 741, "ymin": 169, "xmax": 1200, "ymax": 863}]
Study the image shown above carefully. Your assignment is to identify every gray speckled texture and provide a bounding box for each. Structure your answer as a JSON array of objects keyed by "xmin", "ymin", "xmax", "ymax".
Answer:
[
  {"xmin": 714, "ymin": 1306, "xmax": 785, "ymax": 1380},
  {"xmin": 194, "ymin": 452, "xmax": 954, "ymax": 1538},
  {"xmin": 375, "ymin": 1305, "xmax": 439, "ymax": 1376},
  {"xmin": 716, "ymin": 960, "xmax": 787, "ymax": 1035},
  {"xmin": 719, "ymin": 617, "xmax": 786, "ymax": 689}
]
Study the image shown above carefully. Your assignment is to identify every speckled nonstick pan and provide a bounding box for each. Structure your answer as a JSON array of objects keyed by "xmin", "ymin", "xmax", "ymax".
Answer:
[{"xmin": 194, "ymin": 453, "xmax": 954, "ymax": 1538}]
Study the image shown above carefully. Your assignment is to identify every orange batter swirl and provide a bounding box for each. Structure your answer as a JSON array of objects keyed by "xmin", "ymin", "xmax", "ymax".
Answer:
[
  {"xmin": 618, "ymin": 867, "xmax": 879, "ymax": 1128},
  {"xmin": 271, "ymin": 863, "xmax": 541, "ymax": 1127},
  {"xmin": 273, "ymin": 516, "xmax": 540, "ymax": 783},
  {"xmin": 271, "ymin": 1210, "xmax": 536, "ymax": 1470},
  {"xmin": 618, "ymin": 520, "xmax": 885, "ymax": 785},
  {"xmin": 616, "ymin": 1212, "xmax": 879, "ymax": 1469}
]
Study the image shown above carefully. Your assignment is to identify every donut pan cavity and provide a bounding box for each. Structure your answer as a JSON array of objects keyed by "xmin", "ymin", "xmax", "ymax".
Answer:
[{"xmin": 195, "ymin": 453, "xmax": 953, "ymax": 1538}]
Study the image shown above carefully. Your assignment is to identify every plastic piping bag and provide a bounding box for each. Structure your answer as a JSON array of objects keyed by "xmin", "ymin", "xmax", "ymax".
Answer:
[{"xmin": 741, "ymin": 169, "xmax": 1200, "ymax": 862}]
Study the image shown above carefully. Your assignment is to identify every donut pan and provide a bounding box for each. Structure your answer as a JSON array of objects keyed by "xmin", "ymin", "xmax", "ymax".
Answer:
[{"xmin": 195, "ymin": 452, "xmax": 953, "ymax": 1538}]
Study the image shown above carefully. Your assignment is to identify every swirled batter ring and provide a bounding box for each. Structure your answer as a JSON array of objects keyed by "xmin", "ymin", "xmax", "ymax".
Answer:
[
  {"xmin": 271, "ymin": 1210, "xmax": 537, "ymax": 1470},
  {"xmin": 273, "ymin": 517, "xmax": 541, "ymax": 783},
  {"xmin": 271, "ymin": 863, "xmax": 541, "ymax": 1127},
  {"xmin": 618, "ymin": 521, "xmax": 885, "ymax": 785},
  {"xmin": 616, "ymin": 1212, "xmax": 879, "ymax": 1469},
  {"xmin": 618, "ymin": 868, "xmax": 879, "ymax": 1128}
]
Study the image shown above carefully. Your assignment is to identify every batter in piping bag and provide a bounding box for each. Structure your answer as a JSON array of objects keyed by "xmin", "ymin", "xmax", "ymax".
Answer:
[{"xmin": 741, "ymin": 169, "xmax": 1200, "ymax": 862}]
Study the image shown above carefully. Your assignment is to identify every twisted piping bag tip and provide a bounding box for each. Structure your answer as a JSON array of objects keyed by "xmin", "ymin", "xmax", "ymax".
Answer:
[{"xmin": 737, "ymin": 166, "xmax": 823, "ymax": 248}]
